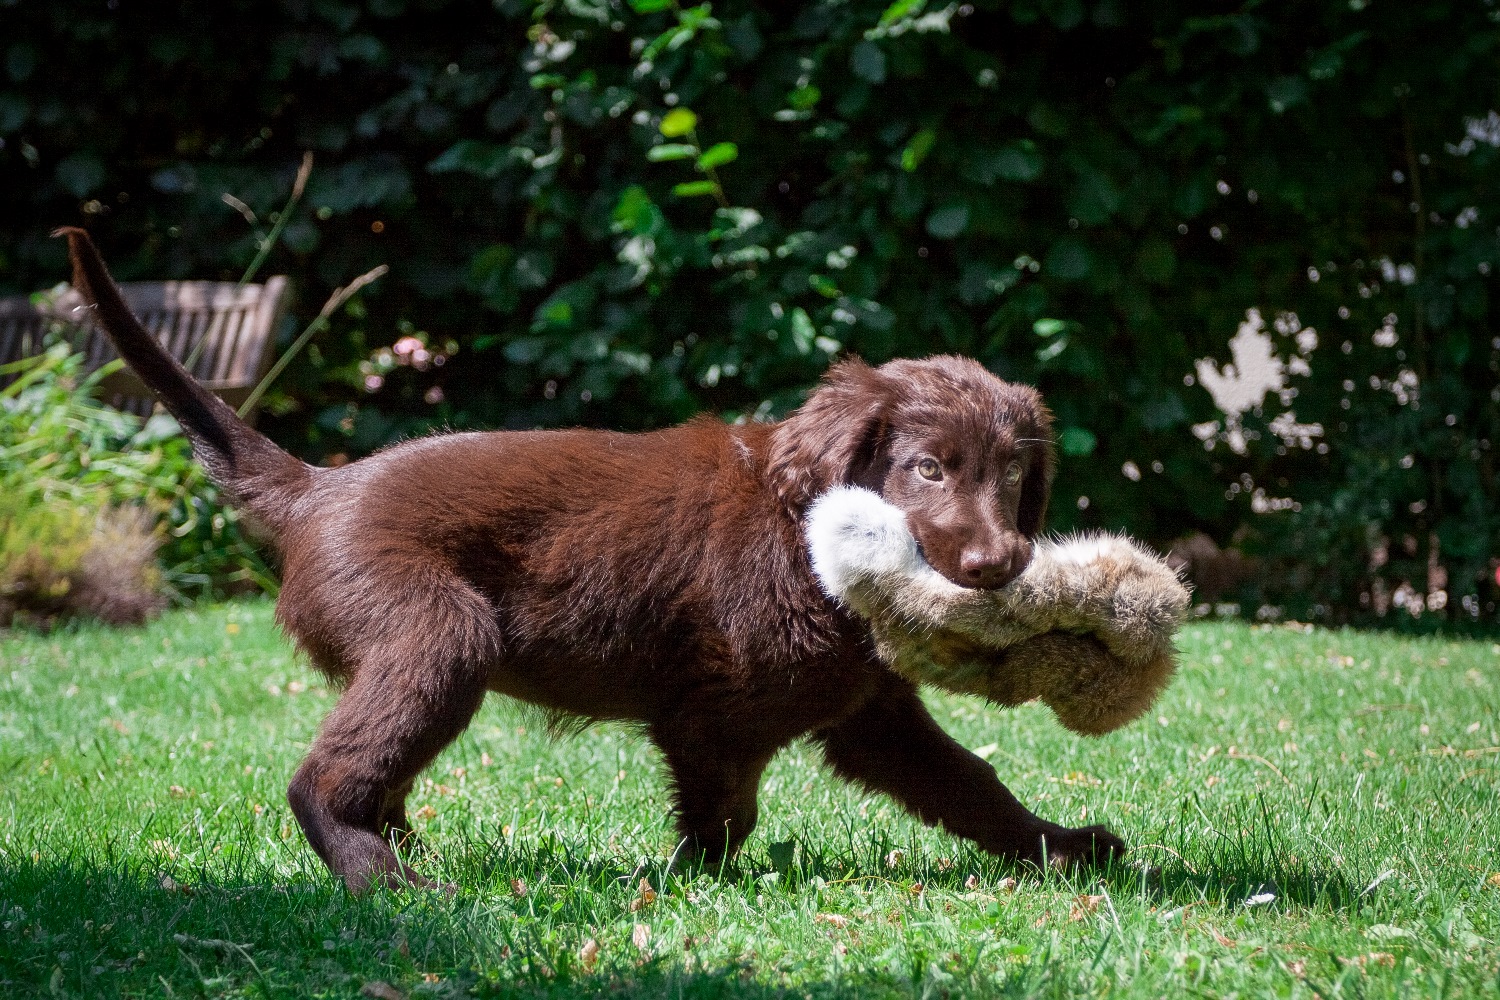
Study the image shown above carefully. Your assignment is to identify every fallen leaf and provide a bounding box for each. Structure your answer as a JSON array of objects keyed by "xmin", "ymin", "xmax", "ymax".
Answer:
[
  {"xmin": 997, "ymin": 877, "xmax": 1018, "ymax": 893},
  {"xmin": 814, "ymin": 913, "xmax": 850, "ymax": 928},
  {"xmin": 632, "ymin": 923, "xmax": 651, "ymax": 951},
  {"xmin": 158, "ymin": 875, "xmax": 189, "ymax": 894},
  {"xmin": 361, "ymin": 982, "xmax": 405, "ymax": 1000},
  {"xmin": 909, "ymin": 882, "xmax": 925, "ymax": 895},
  {"xmin": 963, "ymin": 875, "xmax": 979, "ymax": 890},
  {"xmin": 511, "ymin": 878, "xmax": 528, "ymax": 898},
  {"xmin": 414, "ymin": 805, "xmax": 437, "ymax": 820},
  {"xmin": 1213, "ymin": 931, "xmax": 1237, "ymax": 948},
  {"xmin": 1287, "ymin": 959, "xmax": 1306, "ymax": 977},
  {"xmin": 1366, "ymin": 952, "xmax": 1396, "ymax": 968},
  {"xmin": 885, "ymin": 849, "xmax": 905, "ymax": 869},
  {"xmin": 168, "ymin": 785, "xmax": 189, "ymax": 798},
  {"xmin": 579, "ymin": 938, "xmax": 600, "ymax": 971},
  {"xmin": 1487, "ymin": 873, "xmax": 1500, "ymax": 888},
  {"xmin": 1070, "ymin": 894, "xmax": 1105, "ymax": 921},
  {"xmin": 937, "ymin": 856, "xmax": 954, "ymax": 871}
]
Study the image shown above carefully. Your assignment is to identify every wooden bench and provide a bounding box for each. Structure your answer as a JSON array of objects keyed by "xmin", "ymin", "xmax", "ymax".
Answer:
[{"xmin": 0, "ymin": 277, "xmax": 291, "ymax": 420}]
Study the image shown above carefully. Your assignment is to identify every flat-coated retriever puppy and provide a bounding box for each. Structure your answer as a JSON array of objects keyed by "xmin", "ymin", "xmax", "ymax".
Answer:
[{"xmin": 61, "ymin": 228, "xmax": 1124, "ymax": 891}]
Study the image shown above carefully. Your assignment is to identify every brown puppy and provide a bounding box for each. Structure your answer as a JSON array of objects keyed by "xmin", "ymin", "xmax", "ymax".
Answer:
[{"xmin": 59, "ymin": 228, "xmax": 1125, "ymax": 891}]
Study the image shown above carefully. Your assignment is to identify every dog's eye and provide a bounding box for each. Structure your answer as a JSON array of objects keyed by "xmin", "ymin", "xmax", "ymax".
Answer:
[
  {"xmin": 916, "ymin": 458, "xmax": 943, "ymax": 481},
  {"xmin": 1004, "ymin": 461, "xmax": 1023, "ymax": 486}
]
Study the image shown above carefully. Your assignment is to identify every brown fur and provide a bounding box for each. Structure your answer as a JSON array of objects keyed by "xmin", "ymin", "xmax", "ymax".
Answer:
[{"xmin": 59, "ymin": 228, "xmax": 1124, "ymax": 890}]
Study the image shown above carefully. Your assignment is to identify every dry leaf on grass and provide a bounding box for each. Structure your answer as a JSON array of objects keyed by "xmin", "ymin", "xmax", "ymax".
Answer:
[
  {"xmin": 414, "ymin": 805, "xmax": 437, "ymax": 820},
  {"xmin": 361, "ymin": 981, "xmax": 405, "ymax": 1000},
  {"xmin": 814, "ymin": 913, "xmax": 850, "ymax": 928},
  {"xmin": 632, "ymin": 923, "xmax": 651, "ymax": 951},
  {"xmin": 579, "ymin": 938, "xmax": 600, "ymax": 971},
  {"xmin": 629, "ymin": 878, "xmax": 657, "ymax": 911},
  {"xmin": 1070, "ymin": 894, "xmax": 1105, "ymax": 921},
  {"xmin": 511, "ymin": 878, "xmax": 528, "ymax": 898}
]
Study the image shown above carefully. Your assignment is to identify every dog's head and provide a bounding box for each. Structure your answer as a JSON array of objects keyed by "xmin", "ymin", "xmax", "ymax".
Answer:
[{"xmin": 771, "ymin": 355, "xmax": 1054, "ymax": 590}]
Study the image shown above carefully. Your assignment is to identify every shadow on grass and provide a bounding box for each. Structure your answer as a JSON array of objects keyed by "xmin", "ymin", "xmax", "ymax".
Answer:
[{"xmin": 0, "ymin": 858, "xmax": 1072, "ymax": 1000}]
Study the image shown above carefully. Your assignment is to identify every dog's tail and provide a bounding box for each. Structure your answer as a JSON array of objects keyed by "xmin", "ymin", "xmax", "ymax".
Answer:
[{"xmin": 55, "ymin": 227, "xmax": 313, "ymax": 538}]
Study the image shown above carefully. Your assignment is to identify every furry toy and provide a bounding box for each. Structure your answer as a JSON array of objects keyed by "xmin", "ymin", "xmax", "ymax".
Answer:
[{"xmin": 806, "ymin": 487, "xmax": 1190, "ymax": 735}]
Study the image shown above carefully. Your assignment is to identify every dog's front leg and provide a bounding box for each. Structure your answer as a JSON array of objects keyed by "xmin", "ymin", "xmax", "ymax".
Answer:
[
  {"xmin": 650, "ymin": 708, "xmax": 779, "ymax": 870},
  {"xmin": 813, "ymin": 673, "xmax": 1125, "ymax": 869}
]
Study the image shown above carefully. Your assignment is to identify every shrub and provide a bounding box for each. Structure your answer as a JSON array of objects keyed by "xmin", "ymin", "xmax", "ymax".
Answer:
[{"xmin": 0, "ymin": 341, "xmax": 269, "ymax": 627}]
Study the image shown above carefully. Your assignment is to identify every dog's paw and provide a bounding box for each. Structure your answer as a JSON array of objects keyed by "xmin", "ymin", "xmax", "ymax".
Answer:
[{"xmin": 1005, "ymin": 823, "xmax": 1126, "ymax": 870}]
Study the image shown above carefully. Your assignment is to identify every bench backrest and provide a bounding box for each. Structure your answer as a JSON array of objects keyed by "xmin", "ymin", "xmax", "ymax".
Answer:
[{"xmin": 0, "ymin": 277, "xmax": 290, "ymax": 418}]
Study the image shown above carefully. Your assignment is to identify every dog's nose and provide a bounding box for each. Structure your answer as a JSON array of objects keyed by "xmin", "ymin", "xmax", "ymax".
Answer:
[{"xmin": 959, "ymin": 541, "xmax": 1030, "ymax": 589}]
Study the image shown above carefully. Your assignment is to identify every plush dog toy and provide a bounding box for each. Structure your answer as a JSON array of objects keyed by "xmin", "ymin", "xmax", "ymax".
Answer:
[{"xmin": 805, "ymin": 487, "xmax": 1190, "ymax": 735}]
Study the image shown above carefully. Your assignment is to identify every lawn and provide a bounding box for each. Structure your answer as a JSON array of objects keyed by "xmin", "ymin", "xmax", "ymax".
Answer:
[{"xmin": 1, "ymin": 600, "xmax": 1497, "ymax": 998}]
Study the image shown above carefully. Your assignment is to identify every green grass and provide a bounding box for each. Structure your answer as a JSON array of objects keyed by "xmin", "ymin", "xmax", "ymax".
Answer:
[{"xmin": 2, "ymin": 600, "xmax": 1498, "ymax": 998}]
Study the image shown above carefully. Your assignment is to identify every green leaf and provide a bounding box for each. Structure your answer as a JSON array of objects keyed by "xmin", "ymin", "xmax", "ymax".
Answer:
[
  {"xmin": 850, "ymin": 41, "xmax": 886, "ymax": 84},
  {"xmin": 1036, "ymin": 334, "xmax": 1069, "ymax": 362},
  {"xmin": 629, "ymin": 0, "xmax": 673, "ymax": 12},
  {"xmin": 790, "ymin": 308, "xmax": 816, "ymax": 354},
  {"xmin": 612, "ymin": 185, "xmax": 655, "ymax": 234},
  {"xmin": 1044, "ymin": 238, "xmax": 1091, "ymax": 281},
  {"xmin": 55, "ymin": 153, "xmax": 104, "ymax": 198},
  {"xmin": 975, "ymin": 141, "xmax": 1043, "ymax": 184},
  {"xmin": 696, "ymin": 142, "xmax": 738, "ymax": 170},
  {"xmin": 646, "ymin": 143, "xmax": 698, "ymax": 162},
  {"xmin": 1033, "ymin": 318, "xmax": 1068, "ymax": 337},
  {"xmin": 1266, "ymin": 75, "xmax": 1308, "ymax": 114},
  {"xmin": 659, "ymin": 108, "xmax": 698, "ymax": 137},
  {"xmin": 672, "ymin": 180, "xmax": 719, "ymax": 197},
  {"xmin": 901, "ymin": 128, "xmax": 936, "ymax": 172},
  {"xmin": 428, "ymin": 140, "xmax": 509, "ymax": 178},
  {"xmin": 925, "ymin": 204, "xmax": 969, "ymax": 239},
  {"xmin": 504, "ymin": 336, "xmax": 548, "ymax": 365},
  {"xmin": 788, "ymin": 85, "xmax": 821, "ymax": 111},
  {"xmin": 878, "ymin": 0, "xmax": 924, "ymax": 26},
  {"xmin": 1058, "ymin": 427, "xmax": 1096, "ymax": 456}
]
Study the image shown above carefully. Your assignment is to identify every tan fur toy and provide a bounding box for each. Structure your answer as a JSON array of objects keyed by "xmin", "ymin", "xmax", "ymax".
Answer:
[{"xmin": 806, "ymin": 487, "xmax": 1190, "ymax": 735}]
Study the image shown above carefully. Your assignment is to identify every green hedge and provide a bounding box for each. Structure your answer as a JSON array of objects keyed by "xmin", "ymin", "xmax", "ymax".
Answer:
[{"xmin": 2, "ymin": 0, "xmax": 1496, "ymax": 627}]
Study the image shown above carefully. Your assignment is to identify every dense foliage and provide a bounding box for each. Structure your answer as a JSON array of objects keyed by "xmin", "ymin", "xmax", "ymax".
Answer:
[
  {"xmin": 2, "ymin": 0, "xmax": 1496, "ymax": 626},
  {"xmin": 0, "ymin": 342, "xmax": 268, "ymax": 624}
]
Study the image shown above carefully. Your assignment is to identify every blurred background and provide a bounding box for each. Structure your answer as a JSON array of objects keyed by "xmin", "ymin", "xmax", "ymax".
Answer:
[{"xmin": 1, "ymin": 0, "xmax": 1496, "ymax": 630}]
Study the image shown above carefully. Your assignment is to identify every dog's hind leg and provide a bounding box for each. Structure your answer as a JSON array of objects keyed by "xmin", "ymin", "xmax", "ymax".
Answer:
[{"xmin": 286, "ymin": 634, "xmax": 490, "ymax": 892}]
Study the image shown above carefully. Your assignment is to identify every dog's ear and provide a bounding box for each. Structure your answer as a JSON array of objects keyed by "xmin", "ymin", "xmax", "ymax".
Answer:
[
  {"xmin": 770, "ymin": 357, "xmax": 891, "ymax": 512},
  {"xmin": 1016, "ymin": 399, "xmax": 1055, "ymax": 539}
]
